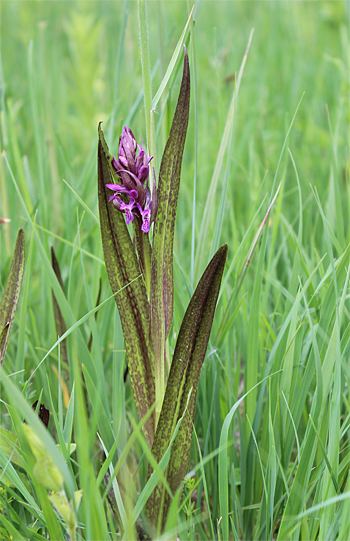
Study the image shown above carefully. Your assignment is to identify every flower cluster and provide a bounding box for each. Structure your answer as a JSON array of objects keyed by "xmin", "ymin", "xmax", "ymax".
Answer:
[{"xmin": 106, "ymin": 126, "xmax": 154, "ymax": 233}]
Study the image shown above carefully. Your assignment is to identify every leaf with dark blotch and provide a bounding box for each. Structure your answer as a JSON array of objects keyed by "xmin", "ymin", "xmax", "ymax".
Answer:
[
  {"xmin": 51, "ymin": 247, "xmax": 69, "ymax": 369},
  {"xmin": 98, "ymin": 125, "xmax": 155, "ymax": 447},
  {"xmin": 0, "ymin": 229, "xmax": 25, "ymax": 365},
  {"xmin": 146, "ymin": 244, "xmax": 228, "ymax": 531},
  {"xmin": 150, "ymin": 47, "xmax": 190, "ymax": 379}
]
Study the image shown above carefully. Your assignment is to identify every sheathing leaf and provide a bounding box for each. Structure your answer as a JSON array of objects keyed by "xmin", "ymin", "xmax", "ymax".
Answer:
[
  {"xmin": 150, "ymin": 48, "xmax": 190, "ymax": 360},
  {"xmin": 98, "ymin": 126, "xmax": 155, "ymax": 446},
  {"xmin": 0, "ymin": 229, "xmax": 25, "ymax": 365},
  {"xmin": 146, "ymin": 244, "xmax": 228, "ymax": 531}
]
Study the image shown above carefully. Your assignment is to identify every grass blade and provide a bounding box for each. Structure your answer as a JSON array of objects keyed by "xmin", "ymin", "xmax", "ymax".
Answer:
[
  {"xmin": 152, "ymin": 7, "xmax": 193, "ymax": 110},
  {"xmin": 195, "ymin": 29, "xmax": 254, "ymax": 279}
]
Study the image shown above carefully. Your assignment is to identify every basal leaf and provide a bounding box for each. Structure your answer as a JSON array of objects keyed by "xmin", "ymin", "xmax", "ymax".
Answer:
[
  {"xmin": 150, "ymin": 46, "xmax": 190, "ymax": 413},
  {"xmin": 0, "ymin": 229, "xmax": 25, "ymax": 365},
  {"xmin": 146, "ymin": 244, "xmax": 228, "ymax": 531},
  {"xmin": 98, "ymin": 125, "xmax": 155, "ymax": 446}
]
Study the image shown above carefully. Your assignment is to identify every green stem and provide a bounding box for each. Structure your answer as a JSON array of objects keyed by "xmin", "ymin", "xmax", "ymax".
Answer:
[
  {"xmin": 149, "ymin": 110, "xmax": 157, "ymax": 193},
  {"xmin": 187, "ymin": 0, "xmax": 198, "ymax": 289},
  {"xmin": 138, "ymin": 0, "xmax": 157, "ymax": 192},
  {"xmin": 133, "ymin": 224, "xmax": 152, "ymax": 296},
  {"xmin": 109, "ymin": 0, "xmax": 129, "ymax": 146},
  {"xmin": 0, "ymin": 152, "xmax": 11, "ymax": 257},
  {"xmin": 137, "ymin": 0, "xmax": 152, "ymax": 153},
  {"xmin": 28, "ymin": 41, "xmax": 47, "ymax": 229}
]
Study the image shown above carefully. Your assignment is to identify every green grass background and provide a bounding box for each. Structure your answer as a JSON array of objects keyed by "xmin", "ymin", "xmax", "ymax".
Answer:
[{"xmin": 0, "ymin": 1, "xmax": 349, "ymax": 540}]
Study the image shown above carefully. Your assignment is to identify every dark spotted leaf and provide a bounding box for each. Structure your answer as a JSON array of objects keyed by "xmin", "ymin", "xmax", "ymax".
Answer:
[
  {"xmin": 98, "ymin": 126, "xmax": 155, "ymax": 447},
  {"xmin": 146, "ymin": 244, "xmax": 227, "ymax": 532},
  {"xmin": 150, "ymin": 46, "xmax": 190, "ymax": 413},
  {"xmin": 0, "ymin": 229, "xmax": 25, "ymax": 365}
]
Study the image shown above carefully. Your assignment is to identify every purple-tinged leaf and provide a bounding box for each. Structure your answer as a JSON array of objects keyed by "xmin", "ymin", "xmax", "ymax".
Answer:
[
  {"xmin": 146, "ymin": 244, "xmax": 228, "ymax": 532},
  {"xmin": 0, "ymin": 229, "xmax": 25, "ymax": 365},
  {"xmin": 98, "ymin": 125, "xmax": 155, "ymax": 447},
  {"xmin": 150, "ymin": 47, "xmax": 190, "ymax": 412}
]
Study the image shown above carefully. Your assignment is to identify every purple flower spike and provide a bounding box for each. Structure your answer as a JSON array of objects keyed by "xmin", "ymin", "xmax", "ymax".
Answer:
[
  {"xmin": 106, "ymin": 125, "xmax": 157, "ymax": 233},
  {"xmin": 138, "ymin": 165, "xmax": 150, "ymax": 184},
  {"xmin": 119, "ymin": 127, "xmax": 137, "ymax": 174}
]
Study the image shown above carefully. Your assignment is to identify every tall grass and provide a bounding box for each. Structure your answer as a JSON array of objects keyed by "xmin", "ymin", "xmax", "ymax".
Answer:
[{"xmin": 1, "ymin": 1, "xmax": 349, "ymax": 539}]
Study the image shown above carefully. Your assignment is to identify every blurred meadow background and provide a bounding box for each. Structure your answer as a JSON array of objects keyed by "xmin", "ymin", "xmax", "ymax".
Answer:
[{"xmin": 0, "ymin": 1, "xmax": 349, "ymax": 540}]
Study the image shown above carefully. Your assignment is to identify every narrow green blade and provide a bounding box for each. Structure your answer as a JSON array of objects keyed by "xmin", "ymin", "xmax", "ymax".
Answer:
[
  {"xmin": 0, "ymin": 229, "xmax": 25, "ymax": 365},
  {"xmin": 98, "ymin": 125, "xmax": 155, "ymax": 447},
  {"xmin": 146, "ymin": 244, "xmax": 227, "ymax": 532},
  {"xmin": 152, "ymin": 8, "xmax": 193, "ymax": 110}
]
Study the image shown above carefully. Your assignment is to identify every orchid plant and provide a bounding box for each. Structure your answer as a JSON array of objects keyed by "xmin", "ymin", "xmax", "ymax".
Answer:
[
  {"xmin": 0, "ymin": 37, "xmax": 284, "ymax": 541},
  {"xmin": 98, "ymin": 48, "xmax": 227, "ymax": 536}
]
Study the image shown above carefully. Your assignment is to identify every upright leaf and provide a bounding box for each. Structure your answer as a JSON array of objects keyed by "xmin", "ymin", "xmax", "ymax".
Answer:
[
  {"xmin": 146, "ymin": 244, "xmax": 228, "ymax": 532},
  {"xmin": 98, "ymin": 126, "xmax": 155, "ymax": 446},
  {"xmin": 0, "ymin": 229, "xmax": 25, "ymax": 365},
  {"xmin": 150, "ymin": 47, "xmax": 190, "ymax": 414}
]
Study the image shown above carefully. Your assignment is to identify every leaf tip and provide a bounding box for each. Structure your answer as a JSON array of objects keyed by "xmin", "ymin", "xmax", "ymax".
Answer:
[
  {"xmin": 218, "ymin": 243, "xmax": 228, "ymax": 261},
  {"xmin": 18, "ymin": 228, "xmax": 25, "ymax": 243}
]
